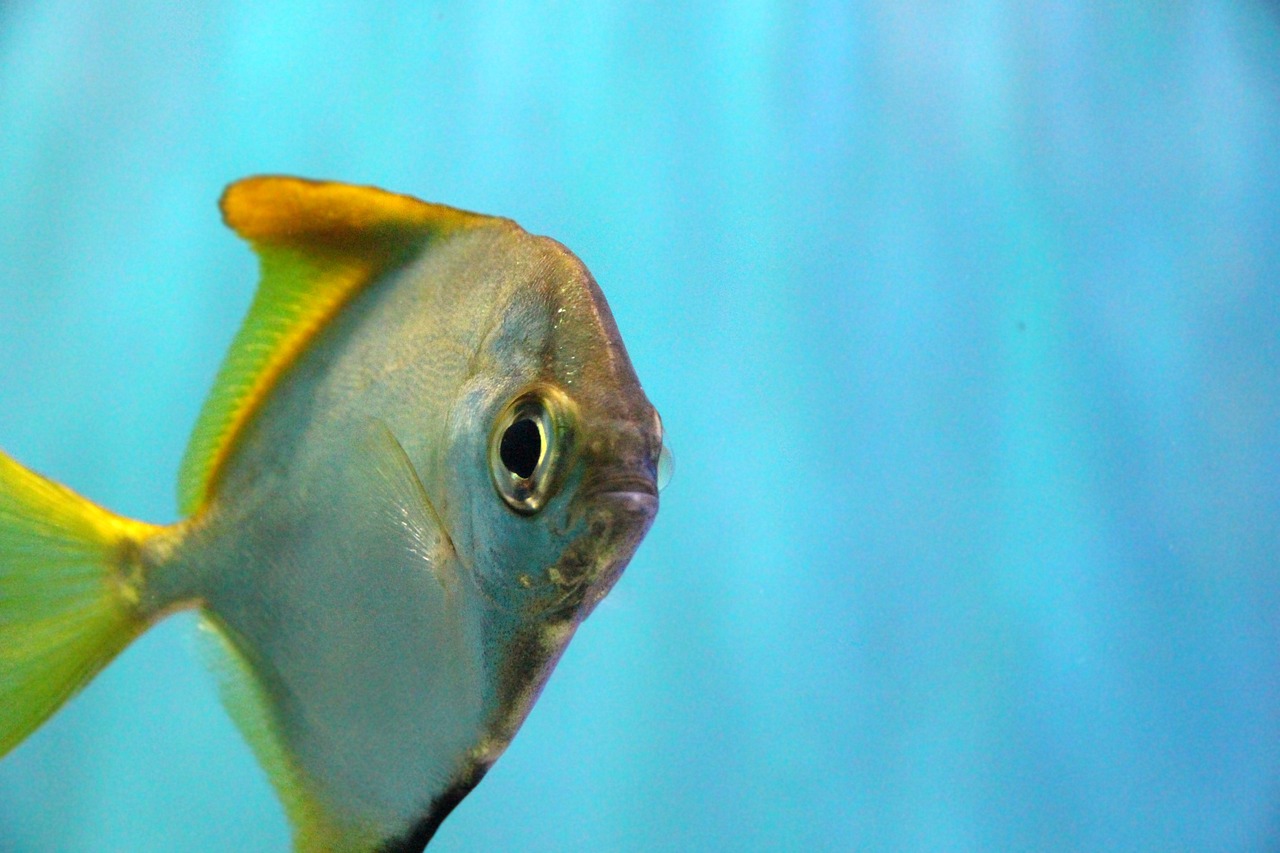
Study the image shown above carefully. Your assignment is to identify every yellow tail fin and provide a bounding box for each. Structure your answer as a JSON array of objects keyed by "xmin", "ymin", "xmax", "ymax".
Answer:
[{"xmin": 0, "ymin": 451, "xmax": 158, "ymax": 756}]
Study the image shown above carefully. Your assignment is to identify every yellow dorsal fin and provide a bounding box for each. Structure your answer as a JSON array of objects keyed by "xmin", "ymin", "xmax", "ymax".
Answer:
[{"xmin": 177, "ymin": 176, "xmax": 494, "ymax": 516}]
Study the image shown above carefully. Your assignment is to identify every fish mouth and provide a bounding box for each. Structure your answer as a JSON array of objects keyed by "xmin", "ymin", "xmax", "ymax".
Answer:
[
  {"xmin": 587, "ymin": 490, "xmax": 657, "ymax": 524},
  {"xmin": 583, "ymin": 473, "xmax": 658, "ymax": 500}
]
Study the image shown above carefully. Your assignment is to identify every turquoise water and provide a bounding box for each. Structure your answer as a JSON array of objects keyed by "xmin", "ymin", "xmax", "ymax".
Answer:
[{"xmin": 1, "ymin": 3, "xmax": 1278, "ymax": 850}]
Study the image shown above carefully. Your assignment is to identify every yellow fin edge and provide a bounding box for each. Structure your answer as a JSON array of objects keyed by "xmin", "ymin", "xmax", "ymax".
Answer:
[
  {"xmin": 177, "ymin": 176, "xmax": 496, "ymax": 516},
  {"xmin": 176, "ymin": 248, "xmax": 375, "ymax": 516}
]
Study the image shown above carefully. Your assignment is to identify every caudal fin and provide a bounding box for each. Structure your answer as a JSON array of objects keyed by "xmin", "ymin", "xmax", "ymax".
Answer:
[{"xmin": 0, "ymin": 451, "xmax": 158, "ymax": 756}]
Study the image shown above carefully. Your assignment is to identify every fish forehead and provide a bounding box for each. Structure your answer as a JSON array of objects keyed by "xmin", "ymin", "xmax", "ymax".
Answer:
[
  {"xmin": 526, "ymin": 240, "xmax": 652, "ymax": 419},
  {"xmin": 533, "ymin": 267, "xmax": 659, "ymax": 497},
  {"xmin": 401, "ymin": 224, "xmax": 634, "ymax": 388},
  {"xmin": 482, "ymin": 235, "xmax": 618, "ymax": 356},
  {"xmin": 466, "ymin": 230, "xmax": 656, "ymax": 444}
]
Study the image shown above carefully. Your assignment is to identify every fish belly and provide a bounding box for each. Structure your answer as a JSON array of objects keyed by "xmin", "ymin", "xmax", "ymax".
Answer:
[{"xmin": 189, "ymin": 420, "xmax": 486, "ymax": 842}]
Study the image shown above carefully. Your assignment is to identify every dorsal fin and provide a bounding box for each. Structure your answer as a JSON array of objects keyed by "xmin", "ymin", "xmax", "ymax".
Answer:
[{"xmin": 178, "ymin": 176, "xmax": 495, "ymax": 516}]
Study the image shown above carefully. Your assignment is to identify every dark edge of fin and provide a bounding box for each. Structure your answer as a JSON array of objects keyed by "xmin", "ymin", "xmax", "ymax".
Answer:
[{"xmin": 379, "ymin": 762, "xmax": 490, "ymax": 853}]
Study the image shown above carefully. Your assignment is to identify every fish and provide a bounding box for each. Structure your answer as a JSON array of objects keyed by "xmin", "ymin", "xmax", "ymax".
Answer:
[{"xmin": 0, "ymin": 176, "xmax": 666, "ymax": 850}]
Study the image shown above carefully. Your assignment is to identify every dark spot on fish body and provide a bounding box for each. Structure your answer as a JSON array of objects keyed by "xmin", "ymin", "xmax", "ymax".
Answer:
[{"xmin": 110, "ymin": 536, "xmax": 145, "ymax": 607}]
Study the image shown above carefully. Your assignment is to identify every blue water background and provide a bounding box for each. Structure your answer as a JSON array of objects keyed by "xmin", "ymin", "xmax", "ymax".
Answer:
[{"xmin": 1, "ymin": 2, "xmax": 1278, "ymax": 850}]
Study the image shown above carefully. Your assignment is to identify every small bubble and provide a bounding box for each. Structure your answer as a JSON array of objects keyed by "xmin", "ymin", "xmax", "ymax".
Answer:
[{"xmin": 657, "ymin": 442, "xmax": 675, "ymax": 492}]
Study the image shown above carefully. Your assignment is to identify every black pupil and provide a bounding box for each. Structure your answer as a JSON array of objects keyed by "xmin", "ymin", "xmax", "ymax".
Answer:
[{"xmin": 500, "ymin": 418, "xmax": 541, "ymax": 479}]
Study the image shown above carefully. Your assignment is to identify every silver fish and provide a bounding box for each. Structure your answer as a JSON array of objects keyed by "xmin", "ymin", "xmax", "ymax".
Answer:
[{"xmin": 0, "ymin": 176, "xmax": 664, "ymax": 850}]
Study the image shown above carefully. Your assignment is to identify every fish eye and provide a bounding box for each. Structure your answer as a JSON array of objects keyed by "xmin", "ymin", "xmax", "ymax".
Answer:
[{"xmin": 489, "ymin": 389, "xmax": 568, "ymax": 515}]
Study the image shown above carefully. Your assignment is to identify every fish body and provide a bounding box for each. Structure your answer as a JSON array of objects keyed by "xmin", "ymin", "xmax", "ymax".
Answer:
[{"xmin": 0, "ymin": 177, "xmax": 662, "ymax": 850}]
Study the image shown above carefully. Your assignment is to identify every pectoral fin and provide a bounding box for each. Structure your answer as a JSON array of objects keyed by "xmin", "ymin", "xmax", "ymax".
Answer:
[{"xmin": 201, "ymin": 420, "xmax": 484, "ymax": 851}]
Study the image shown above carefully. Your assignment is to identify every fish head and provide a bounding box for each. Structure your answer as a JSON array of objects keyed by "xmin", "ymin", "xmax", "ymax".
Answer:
[{"xmin": 442, "ymin": 231, "xmax": 662, "ymax": 626}]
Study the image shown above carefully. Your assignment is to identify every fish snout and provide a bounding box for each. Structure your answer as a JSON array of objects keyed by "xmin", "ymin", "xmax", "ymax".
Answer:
[{"xmin": 580, "ymin": 413, "xmax": 663, "ymax": 492}]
